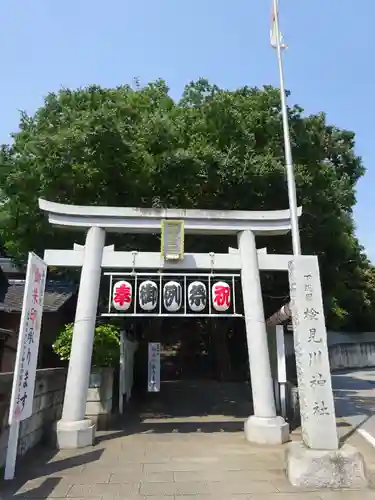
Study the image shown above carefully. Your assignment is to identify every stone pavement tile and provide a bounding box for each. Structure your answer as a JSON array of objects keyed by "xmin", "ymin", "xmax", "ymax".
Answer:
[
  {"xmin": 109, "ymin": 471, "xmax": 173, "ymax": 483},
  {"xmin": 138, "ymin": 497, "xmax": 183, "ymax": 500},
  {"xmin": 208, "ymin": 479, "xmax": 279, "ymax": 495},
  {"xmin": 250, "ymin": 495, "xmax": 323, "ymax": 500},
  {"xmin": 172, "ymin": 496, "xmax": 253, "ymax": 500},
  {"xmin": 66, "ymin": 482, "xmax": 138, "ymax": 498},
  {"xmin": 173, "ymin": 468, "xmax": 285, "ymax": 482},
  {"xmin": 144, "ymin": 461, "xmax": 210, "ymax": 473},
  {"xmin": 142, "ymin": 455, "xmax": 173, "ymax": 464},
  {"xmin": 140, "ymin": 480, "xmax": 211, "ymax": 496},
  {"xmin": 94, "ymin": 450, "xmax": 146, "ymax": 464},
  {"xmin": 320, "ymin": 491, "xmax": 375, "ymax": 500},
  {"xmin": 215, "ymin": 446, "xmax": 284, "ymax": 456},
  {"xmin": 169, "ymin": 455, "xmax": 221, "ymax": 464},
  {"xmin": 57, "ymin": 469, "xmax": 112, "ymax": 484},
  {"xmin": 170, "ymin": 453, "xmax": 284, "ymax": 466},
  {"xmin": 143, "ymin": 456, "xmax": 283, "ymax": 474},
  {"xmin": 82, "ymin": 461, "xmax": 144, "ymax": 474}
]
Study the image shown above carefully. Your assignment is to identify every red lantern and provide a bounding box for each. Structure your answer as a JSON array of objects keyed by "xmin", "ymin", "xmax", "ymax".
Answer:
[
  {"xmin": 212, "ymin": 281, "xmax": 231, "ymax": 312},
  {"xmin": 112, "ymin": 281, "xmax": 132, "ymax": 311}
]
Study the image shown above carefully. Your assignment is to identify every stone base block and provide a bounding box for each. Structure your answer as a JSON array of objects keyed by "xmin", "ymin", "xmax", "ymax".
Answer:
[
  {"xmin": 244, "ymin": 415, "xmax": 289, "ymax": 445},
  {"xmin": 88, "ymin": 413, "xmax": 112, "ymax": 431},
  {"xmin": 286, "ymin": 441, "xmax": 368, "ymax": 489},
  {"xmin": 55, "ymin": 419, "xmax": 95, "ymax": 449}
]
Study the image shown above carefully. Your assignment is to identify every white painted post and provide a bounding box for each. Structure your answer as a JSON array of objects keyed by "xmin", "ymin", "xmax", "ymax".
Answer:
[
  {"xmin": 288, "ymin": 255, "xmax": 338, "ymax": 450},
  {"xmin": 238, "ymin": 230, "xmax": 289, "ymax": 444},
  {"xmin": 57, "ymin": 226, "xmax": 105, "ymax": 447},
  {"xmin": 4, "ymin": 423, "xmax": 20, "ymax": 481},
  {"xmin": 276, "ymin": 325, "xmax": 287, "ymax": 419}
]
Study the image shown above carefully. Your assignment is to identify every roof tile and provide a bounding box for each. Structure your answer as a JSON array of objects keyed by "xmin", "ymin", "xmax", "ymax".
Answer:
[{"xmin": 0, "ymin": 280, "xmax": 76, "ymax": 313}]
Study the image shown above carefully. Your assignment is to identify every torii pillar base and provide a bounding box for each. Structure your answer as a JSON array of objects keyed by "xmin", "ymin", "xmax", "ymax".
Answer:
[
  {"xmin": 55, "ymin": 419, "xmax": 95, "ymax": 449},
  {"xmin": 244, "ymin": 416, "xmax": 289, "ymax": 445}
]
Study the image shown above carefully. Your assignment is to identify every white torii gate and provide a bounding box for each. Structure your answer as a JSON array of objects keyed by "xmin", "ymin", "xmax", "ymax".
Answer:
[{"xmin": 39, "ymin": 198, "xmax": 302, "ymax": 449}]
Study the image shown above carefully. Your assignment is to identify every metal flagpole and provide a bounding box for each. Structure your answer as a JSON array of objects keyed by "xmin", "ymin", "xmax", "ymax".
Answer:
[{"xmin": 272, "ymin": 0, "xmax": 301, "ymax": 255}]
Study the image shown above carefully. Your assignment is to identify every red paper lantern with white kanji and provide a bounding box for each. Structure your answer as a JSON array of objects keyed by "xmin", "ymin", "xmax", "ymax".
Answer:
[
  {"xmin": 112, "ymin": 280, "xmax": 132, "ymax": 311},
  {"xmin": 212, "ymin": 281, "xmax": 231, "ymax": 312}
]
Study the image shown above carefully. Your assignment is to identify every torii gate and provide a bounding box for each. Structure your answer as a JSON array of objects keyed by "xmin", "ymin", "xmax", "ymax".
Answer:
[{"xmin": 39, "ymin": 198, "xmax": 297, "ymax": 449}]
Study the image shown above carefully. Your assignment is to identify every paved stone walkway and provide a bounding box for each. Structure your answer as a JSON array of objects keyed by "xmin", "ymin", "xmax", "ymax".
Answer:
[
  {"xmin": 1, "ymin": 420, "xmax": 375, "ymax": 499},
  {"xmin": 2, "ymin": 381, "xmax": 375, "ymax": 499}
]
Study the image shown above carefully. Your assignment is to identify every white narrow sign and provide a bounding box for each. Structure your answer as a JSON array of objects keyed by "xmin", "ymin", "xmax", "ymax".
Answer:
[
  {"xmin": 5, "ymin": 252, "xmax": 47, "ymax": 480},
  {"xmin": 148, "ymin": 342, "xmax": 161, "ymax": 392}
]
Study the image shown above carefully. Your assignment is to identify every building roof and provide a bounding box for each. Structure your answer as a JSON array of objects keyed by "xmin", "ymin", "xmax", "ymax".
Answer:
[
  {"xmin": 0, "ymin": 280, "xmax": 76, "ymax": 313},
  {"xmin": 0, "ymin": 327, "xmax": 12, "ymax": 340},
  {"xmin": 0, "ymin": 257, "xmax": 23, "ymax": 275}
]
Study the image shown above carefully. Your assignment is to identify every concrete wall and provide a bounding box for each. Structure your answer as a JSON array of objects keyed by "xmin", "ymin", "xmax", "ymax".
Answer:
[
  {"xmin": 283, "ymin": 331, "xmax": 375, "ymax": 372},
  {"xmin": 0, "ymin": 368, "xmax": 67, "ymax": 468},
  {"xmin": 87, "ymin": 368, "xmax": 114, "ymax": 430},
  {"xmin": 329, "ymin": 342, "xmax": 375, "ymax": 372}
]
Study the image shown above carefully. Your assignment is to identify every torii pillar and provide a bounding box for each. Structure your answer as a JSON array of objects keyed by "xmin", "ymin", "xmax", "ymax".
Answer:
[
  {"xmin": 238, "ymin": 230, "xmax": 288, "ymax": 443},
  {"xmin": 58, "ymin": 227, "xmax": 106, "ymax": 447}
]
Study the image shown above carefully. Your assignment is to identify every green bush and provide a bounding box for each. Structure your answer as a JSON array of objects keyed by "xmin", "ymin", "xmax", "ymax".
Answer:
[{"xmin": 53, "ymin": 322, "xmax": 120, "ymax": 368}]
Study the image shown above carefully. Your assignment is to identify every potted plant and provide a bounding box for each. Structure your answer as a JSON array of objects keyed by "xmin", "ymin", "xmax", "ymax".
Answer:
[{"xmin": 53, "ymin": 322, "xmax": 120, "ymax": 429}]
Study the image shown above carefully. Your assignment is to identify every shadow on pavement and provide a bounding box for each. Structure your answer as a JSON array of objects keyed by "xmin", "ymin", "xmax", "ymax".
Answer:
[
  {"xmin": 96, "ymin": 420, "xmax": 245, "ymax": 445},
  {"xmin": 3, "ymin": 477, "xmax": 62, "ymax": 499},
  {"xmin": 97, "ymin": 380, "xmax": 251, "ymax": 444},
  {"xmin": 0, "ymin": 448, "xmax": 104, "ymax": 498}
]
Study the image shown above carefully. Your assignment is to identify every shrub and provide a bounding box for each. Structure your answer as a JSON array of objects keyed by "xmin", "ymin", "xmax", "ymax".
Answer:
[{"xmin": 53, "ymin": 322, "xmax": 120, "ymax": 368}]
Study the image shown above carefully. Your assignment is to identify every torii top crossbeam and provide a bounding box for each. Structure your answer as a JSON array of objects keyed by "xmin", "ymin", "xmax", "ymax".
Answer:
[{"xmin": 38, "ymin": 199, "xmax": 302, "ymax": 236}]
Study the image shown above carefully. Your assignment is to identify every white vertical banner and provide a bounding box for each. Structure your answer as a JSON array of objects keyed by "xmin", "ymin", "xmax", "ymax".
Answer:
[
  {"xmin": 148, "ymin": 342, "xmax": 161, "ymax": 392},
  {"xmin": 5, "ymin": 252, "xmax": 47, "ymax": 480}
]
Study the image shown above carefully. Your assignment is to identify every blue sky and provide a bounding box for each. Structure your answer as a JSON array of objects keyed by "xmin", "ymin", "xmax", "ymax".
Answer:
[{"xmin": 1, "ymin": 1, "xmax": 373, "ymax": 260}]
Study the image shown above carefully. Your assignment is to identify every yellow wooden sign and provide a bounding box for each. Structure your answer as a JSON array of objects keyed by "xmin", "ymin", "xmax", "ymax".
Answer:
[{"xmin": 161, "ymin": 220, "xmax": 184, "ymax": 260}]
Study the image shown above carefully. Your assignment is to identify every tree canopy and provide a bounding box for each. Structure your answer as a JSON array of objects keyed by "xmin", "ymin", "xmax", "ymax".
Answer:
[{"xmin": 0, "ymin": 79, "xmax": 373, "ymax": 330}]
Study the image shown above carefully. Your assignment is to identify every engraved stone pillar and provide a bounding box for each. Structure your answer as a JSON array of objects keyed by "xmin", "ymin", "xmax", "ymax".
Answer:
[
  {"xmin": 286, "ymin": 255, "xmax": 367, "ymax": 489},
  {"xmin": 288, "ymin": 255, "xmax": 338, "ymax": 450}
]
